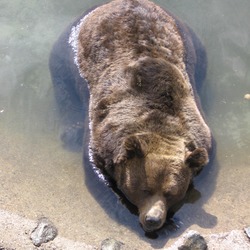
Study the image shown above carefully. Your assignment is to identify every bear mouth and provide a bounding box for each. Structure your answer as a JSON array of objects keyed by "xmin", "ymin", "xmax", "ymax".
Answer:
[{"xmin": 141, "ymin": 222, "xmax": 163, "ymax": 233}]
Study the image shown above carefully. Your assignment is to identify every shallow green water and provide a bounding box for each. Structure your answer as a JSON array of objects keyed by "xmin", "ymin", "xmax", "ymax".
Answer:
[{"xmin": 1, "ymin": 0, "xmax": 250, "ymax": 249}]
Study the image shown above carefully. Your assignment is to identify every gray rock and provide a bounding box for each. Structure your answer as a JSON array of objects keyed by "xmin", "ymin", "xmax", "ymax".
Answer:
[
  {"xmin": 178, "ymin": 233, "xmax": 207, "ymax": 250},
  {"xmin": 244, "ymin": 227, "xmax": 250, "ymax": 239},
  {"xmin": 0, "ymin": 246, "xmax": 14, "ymax": 250},
  {"xmin": 30, "ymin": 217, "xmax": 58, "ymax": 247},
  {"xmin": 101, "ymin": 238, "xmax": 124, "ymax": 250}
]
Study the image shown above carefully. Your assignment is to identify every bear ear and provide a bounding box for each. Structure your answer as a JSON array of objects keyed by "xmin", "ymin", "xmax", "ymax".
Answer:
[
  {"xmin": 185, "ymin": 147, "xmax": 209, "ymax": 169},
  {"xmin": 114, "ymin": 135, "xmax": 146, "ymax": 165}
]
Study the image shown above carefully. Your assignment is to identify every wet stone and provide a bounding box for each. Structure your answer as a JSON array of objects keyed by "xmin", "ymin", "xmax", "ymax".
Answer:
[
  {"xmin": 101, "ymin": 238, "xmax": 124, "ymax": 250},
  {"xmin": 0, "ymin": 246, "xmax": 14, "ymax": 250},
  {"xmin": 244, "ymin": 227, "xmax": 250, "ymax": 239},
  {"xmin": 30, "ymin": 217, "xmax": 58, "ymax": 247},
  {"xmin": 244, "ymin": 93, "xmax": 250, "ymax": 100},
  {"xmin": 178, "ymin": 233, "xmax": 207, "ymax": 250}
]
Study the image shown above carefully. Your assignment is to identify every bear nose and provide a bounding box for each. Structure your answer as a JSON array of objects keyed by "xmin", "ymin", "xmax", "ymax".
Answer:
[{"xmin": 145, "ymin": 215, "xmax": 162, "ymax": 228}]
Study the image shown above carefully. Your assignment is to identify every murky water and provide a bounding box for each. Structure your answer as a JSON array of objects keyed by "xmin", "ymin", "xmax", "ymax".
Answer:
[{"xmin": 1, "ymin": 0, "xmax": 250, "ymax": 249}]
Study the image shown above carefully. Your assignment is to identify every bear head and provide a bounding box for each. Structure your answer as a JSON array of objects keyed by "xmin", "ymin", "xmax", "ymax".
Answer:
[{"xmin": 106, "ymin": 133, "xmax": 208, "ymax": 232}]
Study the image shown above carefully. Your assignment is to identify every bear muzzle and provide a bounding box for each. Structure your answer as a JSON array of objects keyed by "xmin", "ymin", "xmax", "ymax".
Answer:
[
  {"xmin": 144, "ymin": 212, "xmax": 164, "ymax": 231},
  {"xmin": 140, "ymin": 198, "xmax": 166, "ymax": 232}
]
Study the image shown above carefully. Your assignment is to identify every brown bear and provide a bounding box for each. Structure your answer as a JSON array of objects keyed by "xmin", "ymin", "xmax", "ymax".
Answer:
[{"xmin": 50, "ymin": 0, "xmax": 212, "ymax": 233}]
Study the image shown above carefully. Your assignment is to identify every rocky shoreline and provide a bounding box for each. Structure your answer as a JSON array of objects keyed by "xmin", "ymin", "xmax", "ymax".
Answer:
[{"xmin": 0, "ymin": 209, "xmax": 249, "ymax": 250}]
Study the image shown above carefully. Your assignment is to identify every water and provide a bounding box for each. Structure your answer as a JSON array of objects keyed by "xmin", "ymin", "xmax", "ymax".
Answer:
[{"xmin": 1, "ymin": 0, "xmax": 250, "ymax": 249}]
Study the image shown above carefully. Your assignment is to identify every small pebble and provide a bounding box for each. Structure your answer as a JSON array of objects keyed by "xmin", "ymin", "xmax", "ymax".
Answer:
[
  {"xmin": 244, "ymin": 94, "xmax": 250, "ymax": 100},
  {"xmin": 244, "ymin": 227, "xmax": 250, "ymax": 239},
  {"xmin": 30, "ymin": 217, "xmax": 58, "ymax": 247},
  {"xmin": 101, "ymin": 238, "xmax": 124, "ymax": 250},
  {"xmin": 178, "ymin": 233, "xmax": 207, "ymax": 250}
]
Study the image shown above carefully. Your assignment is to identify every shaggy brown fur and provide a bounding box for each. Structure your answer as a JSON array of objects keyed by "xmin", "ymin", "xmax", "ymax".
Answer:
[{"xmin": 53, "ymin": 0, "xmax": 212, "ymax": 232}]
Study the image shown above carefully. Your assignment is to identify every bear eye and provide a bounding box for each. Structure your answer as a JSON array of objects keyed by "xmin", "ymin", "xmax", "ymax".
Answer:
[{"xmin": 141, "ymin": 189, "xmax": 152, "ymax": 196}]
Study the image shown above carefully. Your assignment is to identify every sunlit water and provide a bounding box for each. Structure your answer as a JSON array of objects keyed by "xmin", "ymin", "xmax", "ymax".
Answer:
[{"xmin": 1, "ymin": 0, "xmax": 250, "ymax": 249}]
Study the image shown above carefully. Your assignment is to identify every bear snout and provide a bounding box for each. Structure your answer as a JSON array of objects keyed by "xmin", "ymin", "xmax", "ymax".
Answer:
[
  {"xmin": 145, "ymin": 213, "xmax": 163, "ymax": 230},
  {"xmin": 140, "ymin": 198, "xmax": 166, "ymax": 232}
]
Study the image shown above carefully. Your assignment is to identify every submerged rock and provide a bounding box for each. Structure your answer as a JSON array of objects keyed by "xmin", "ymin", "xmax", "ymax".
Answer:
[
  {"xmin": 178, "ymin": 233, "xmax": 207, "ymax": 250},
  {"xmin": 244, "ymin": 94, "xmax": 250, "ymax": 100},
  {"xmin": 30, "ymin": 217, "xmax": 58, "ymax": 247},
  {"xmin": 101, "ymin": 238, "xmax": 124, "ymax": 250}
]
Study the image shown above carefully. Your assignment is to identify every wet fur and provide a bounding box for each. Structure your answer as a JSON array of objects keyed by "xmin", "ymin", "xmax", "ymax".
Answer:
[{"xmin": 50, "ymin": 0, "xmax": 212, "ymax": 232}]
